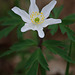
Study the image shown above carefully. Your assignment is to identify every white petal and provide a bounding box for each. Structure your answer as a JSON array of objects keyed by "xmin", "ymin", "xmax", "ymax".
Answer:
[
  {"xmin": 41, "ymin": 0, "xmax": 57, "ymax": 19},
  {"xmin": 41, "ymin": 18, "xmax": 62, "ymax": 28},
  {"xmin": 21, "ymin": 23, "xmax": 45, "ymax": 38},
  {"xmin": 29, "ymin": 0, "xmax": 39, "ymax": 15},
  {"xmin": 21, "ymin": 23, "xmax": 34, "ymax": 32},
  {"xmin": 37, "ymin": 29, "xmax": 45, "ymax": 38},
  {"xmin": 12, "ymin": 7, "xmax": 31, "ymax": 23}
]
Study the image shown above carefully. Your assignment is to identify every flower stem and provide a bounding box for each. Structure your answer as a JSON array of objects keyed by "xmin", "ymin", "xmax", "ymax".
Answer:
[
  {"xmin": 38, "ymin": 38, "xmax": 43, "ymax": 49},
  {"xmin": 37, "ymin": 28, "xmax": 49, "ymax": 75},
  {"xmin": 38, "ymin": 38, "xmax": 43, "ymax": 75},
  {"xmin": 65, "ymin": 40, "xmax": 72, "ymax": 75}
]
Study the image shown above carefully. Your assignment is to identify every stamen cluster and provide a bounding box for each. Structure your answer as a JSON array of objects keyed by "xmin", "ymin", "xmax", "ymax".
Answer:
[{"xmin": 30, "ymin": 12, "xmax": 45, "ymax": 24}]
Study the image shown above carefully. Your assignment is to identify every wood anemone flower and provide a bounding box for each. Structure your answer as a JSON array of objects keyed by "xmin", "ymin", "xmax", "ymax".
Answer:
[{"xmin": 12, "ymin": 0, "xmax": 62, "ymax": 38}]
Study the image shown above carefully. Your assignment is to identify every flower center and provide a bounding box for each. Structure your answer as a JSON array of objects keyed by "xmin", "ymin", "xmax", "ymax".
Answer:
[
  {"xmin": 35, "ymin": 17, "xmax": 40, "ymax": 23},
  {"xmin": 30, "ymin": 12, "xmax": 45, "ymax": 24}
]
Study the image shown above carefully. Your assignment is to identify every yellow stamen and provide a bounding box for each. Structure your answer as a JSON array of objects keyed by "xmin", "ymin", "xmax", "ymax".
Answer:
[{"xmin": 30, "ymin": 12, "xmax": 45, "ymax": 24}]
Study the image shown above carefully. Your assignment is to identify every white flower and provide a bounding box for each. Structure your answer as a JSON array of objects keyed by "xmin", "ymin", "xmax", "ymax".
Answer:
[{"xmin": 12, "ymin": 0, "xmax": 62, "ymax": 38}]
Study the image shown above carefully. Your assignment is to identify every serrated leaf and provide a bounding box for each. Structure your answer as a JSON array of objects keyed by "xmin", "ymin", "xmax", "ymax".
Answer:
[
  {"xmin": 40, "ymin": 65, "xmax": 46, "ymax": 75},
  {"xmin": 25, "ymin": 48, "xmax": 49, "ymax": 73},
  {"xmin": 17, "ymin": 23, "xmax": 24, "ymax": 40},
  {"xmin": 59, "ymin": 24, "xmax": 66, "ymax": 34},
  {"xmin": 8, "ymin": 10, "xmax": 20, "ymax": 18},
  {"xmin": 45, "ymin": 49, "xmax": 54, "ymax": 61},
  {"xmin": 62, "ymin": 14, "xmax": 75, "ymax": 25},
  {"xmin": 0, "ymin": 49, "xmax": 15, "ymax": 58},
  {"xmin": 26, "ymin": 61, "xmax": 39, "ymax": 75},
  {"xmin": 48, "ymin": 25, "xmax": 58, "ymax": 35},
  {"xmin": 1, "ymin": 18, "xmax": 22, "ymax": 25},
  {"xmin": 43, "ymin": 40, "xmax": 66, "ymax": 48},
  {"xmin": 51, "ymin": 47, "xmax": 67, "ymax": 56},
  {"xmin": 0, "ymin": 39, "xmax": 37, "ymax": 57},
  {"xmin": 0, "ymin": 10, "xmax": 24, "ymax": 26},
  {"xmin": 44, "ymin": 44, "xmax": 67, "ymax": 56},
  {"xmin": 0, "ymin": 25, "xmax": 17, "ymax": 39},
  {"xmin": 65, "ymin": 27, "xmax": 75, "ymax": 41},
  {"xmin": 43, "ymin": 40, "xmax": 75, "ymax": 63},
  {"xmin": 59, "ymin": 24, "xmax": 75, "ymax": 41},
  {"xmin": 64, "ymin": 14, "xmax": 75, "ymax": 20},
  {"xmin": 51, "ymin": 47, "xmax": 75, "ymax": 63},
  {"xmin": 62, "ymin": 20, "xmax": 74, "ymax": 25},
  {"xmin": 10, "ymin": 39, "xmax": 37, "ymax": 51},
  {"xmin": 38, "ymin": 49, "xmax": 49, "ymax": 71},
  {"xmin": 53, "ymin": 5, "xmax": 63, "ymax": 18},
  {"xmin": 0, "ymin": 17, "xmax": 9, "ymax": 22},
  {"xmin": 44, "ymin": 45, "xmax": 57, "ymax": 54},
  {"xmin": 24, "ymin": 50, "xmax": 38, "ymax": 69}
]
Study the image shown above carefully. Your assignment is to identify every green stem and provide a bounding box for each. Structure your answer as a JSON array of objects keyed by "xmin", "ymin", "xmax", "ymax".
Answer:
[
  {"xmin": 65, "ymin": 40, "xmax": 72, "ymax": 75},
  {"xmin": 38, "ymin": 28, "xmax": 49, "ymax": 75}
]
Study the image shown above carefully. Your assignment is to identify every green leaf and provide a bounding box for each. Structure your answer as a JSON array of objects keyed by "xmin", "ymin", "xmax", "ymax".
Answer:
[
  {"xmin": 25, "ymin": 48, "xmax": 49, "ymax": 70},
  {"xmin": 44, "ymin": 49, "xmax": 54, "ymax": 61},
  {"xmin": 0, "ymin": 10, "xmax": 24, "ymax": 26},
  {"xmin": 61, "ymin": 19, "xmax": 74, "ymax": 25},
  {"xmin": 17, "ymin": 23, "xmax": 24, "ymax": 40},
  {"xmin": 48, "ymin": 24, "xmax": 58, "ymax": 35},
  {"xmin": 53, "ymin": 5, "xmax": 63, "ymax": 18},
  {"xmin": 8, "ymin": 10, "xmax": 20, "ymax": 18},
  {"xmin": 62, "ymin": 14, "xmax": 75, "ymax": 25},
  {"xmin": 59, "ymin": 24, "xmax": 66, "ymax": 34},
  {"xmin": 40, "ymin": 66, "xmax": 46, "ymax": 75},
  {"xmin": 64, "ymin": 14, "xmax": 75, "ymax": 20},
  {"xmin": 0, "ymin": 25, "xmax": 17, "ymax": 39},
  {"xmin": 43, "ymin": 40, "xmax": 66, "ymax": 47},
  {"xmin": 43, "ymin": 44, "xmax": 67, "ymax": 55},
  {"xmin": 51, "ymin": 47, "xmax": 75, "ymax": 63},
  {"xmin": 24, "ymin": 50, "xmax": 38, "ymax": 75},
  {"xmin": 24, "ymin": 48, "xmax": 49, "ymax": 73},
  {"xmin": 49, "ymin": 6, "xmax": 63, "ymax": 35},
  {"xmin": 45, "ymin": 45, "xmax": 57, "ymax": 54},
  {"xmin": 24, "ymin": 50, "xmax": 38, "ymax": 69},
  {"xmin": 50, "ymin": 47, "xmax": 67, "ymax": 56},
  {"xmin": 0, "ymin": 49, "xmax": 14, "ymax": 58},
  {"xmin": 0, "ymin": 39, "xmax": 37, "ymax": 57},
  {"xmin": 1, "ymin": 18, "xmax": 22, "ymax": 25},
  {"xmin": 43, "ymin": 40, "xmax": 75, "ymax": 63},
  {"xmin": 0, "ymin": 17, "xmax": 9, "ymax": 22},
  {"xmin": 60, "ymin": 24, "xmax": 75, "ymax": 41},
  {"xmin": 65, "ymin": 27, "xmax": 75, "ymax": 41},
  {"xmin": 27, "ymin": 61, "xmax": 39, "ymax": 75},
  {"xmin": 8, "ymin": 10, "xmax": 22, "ymax": 20},
  {"xmin": 10, "ymin": 39, "xmax": 37, "ymax": 51},
  {"xmin": 38, "ymin": 49, "xmax": 49, "ymax": 71}
]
